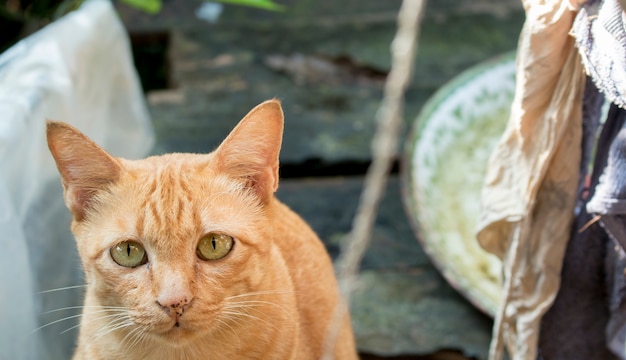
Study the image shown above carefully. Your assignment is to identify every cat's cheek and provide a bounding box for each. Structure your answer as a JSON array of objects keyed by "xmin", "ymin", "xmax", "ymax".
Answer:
[
  {"xmin": 91, "ymin": 258, "xmax": 149, "ymax": 305},
  {"xmin": 191, "ymin": 248, "xmax": 244, "ymax": 303},
  {"xmin": 195, "ymin": 257, "xmax": 238, "ymax": 287},
  {"xmin": 206, "ymin": 242, "xmax": 280, "ymax": 296}
]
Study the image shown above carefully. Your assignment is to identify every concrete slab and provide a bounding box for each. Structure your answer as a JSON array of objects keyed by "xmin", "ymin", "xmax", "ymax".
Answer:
[{"xmin": 124, "ymin": 1, "xmax": 524, "ymax": 165}]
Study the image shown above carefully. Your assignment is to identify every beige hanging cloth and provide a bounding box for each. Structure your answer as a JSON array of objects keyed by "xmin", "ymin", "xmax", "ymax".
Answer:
[{"xmin": 476, "ymin": 0, "xmax": 587, "ymax": 359}]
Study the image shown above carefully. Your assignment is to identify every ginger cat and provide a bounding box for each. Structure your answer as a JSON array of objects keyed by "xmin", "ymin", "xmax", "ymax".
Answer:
[{"xmin": 46, "ymin": 100, "xmax": 357, "ymax": 360}]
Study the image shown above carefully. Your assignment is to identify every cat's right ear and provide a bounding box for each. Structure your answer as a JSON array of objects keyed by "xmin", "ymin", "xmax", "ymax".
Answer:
[
  {"xmin": 46, "ymin": 122, "xmax": 121, "ymax": 221},
  {"xmin": 215, "ymin": 99, "xmax": 283, "ymax": 203}
]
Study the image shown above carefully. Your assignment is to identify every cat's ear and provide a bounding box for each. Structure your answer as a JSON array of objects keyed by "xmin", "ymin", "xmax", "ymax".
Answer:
[
  {"xmin": 47, "ymin": 122, "xmax": 121, "ymax": 221},
  {"xmin": 215, "ymin": 99, "xmax": 284, "ymax": 203}
]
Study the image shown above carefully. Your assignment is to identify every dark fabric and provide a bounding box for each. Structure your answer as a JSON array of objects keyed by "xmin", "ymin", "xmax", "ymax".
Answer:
[
  {"xmin": 587, "ymin": 105, "xmax": 626, "ymax": 218},
  {"xmin": 605, "ymin": 241, "xmax": 626, "ymax": 357},
  {"xmin": 538, "ymin": 79, "xmax": 618, "ymax": 360},
  {"xmin": 538, "ymin": 212, "xmax": 616, "ymax": 360},
  {"xmin": 538, "ymin": 95, "xmax": 626, "ymax": 359},
  {"xmin": 586, "ymin": 105, "xmax": 626, "ymax": 357},
  {"xmin": 576, "ymin": 76, "xmax": 605, "ymax": 214}
]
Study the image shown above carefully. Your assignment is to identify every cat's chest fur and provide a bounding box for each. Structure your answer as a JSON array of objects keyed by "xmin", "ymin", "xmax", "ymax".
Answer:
[{"xmin": 48, "ymin": 100, "xmax": 357, "ymax": 360}]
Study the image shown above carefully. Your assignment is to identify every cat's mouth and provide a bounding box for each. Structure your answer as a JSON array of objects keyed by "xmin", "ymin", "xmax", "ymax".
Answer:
[
  {"xmin": 165, "ymin": 317, "xmax": 192, "ymax": 331},
  {"xmin": 156, "ymin": 323, "xmax": 197, "ymax": 345},
  {"xmin": 155, "ymin": 308, "xmax": 196, "ymax": 337}
]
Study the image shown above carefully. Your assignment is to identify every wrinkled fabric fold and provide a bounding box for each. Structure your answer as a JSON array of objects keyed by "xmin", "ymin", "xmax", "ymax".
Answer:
[{"xmin": 476, "ymin": 1, "xmax": 585, "ymax": 359}]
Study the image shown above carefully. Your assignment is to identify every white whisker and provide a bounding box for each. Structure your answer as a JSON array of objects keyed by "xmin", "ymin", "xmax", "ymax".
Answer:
[
  {"xmin": 214, "ymin": 316, "xmax": 241, "ymax": 348},
  {"xmin": 121, "ymin": 325, "xmax": 147, "ymax": 352},
  {"xmin": 220, "ymin": 310, "xmax": 276, "ymax": 329},
  {"xmin": 129, "ymin": 327, "xmax": 153, "ymax": 357},
  {"xmin": 32, "ymin": 313, "xmax": 84, "ymax": 333},
  {"xmin": 59, "ymin": 323, "xmax": 81, "ymax": 335},
  {"xmin": 94, "ymin": 318, "xmax": 134, "ymax": 341},
  {"xmin": 35, "ymin": 304, "xmax": 128, "ymax": 335},
  {"xmin": 225, "ymin": 300, "xmax": 296, "ymax": 324},
  {"xmin": 59, "ymin": 310, "xmax": 128, "ymax": 335},
  {"xmin": 225, "ymin": 289, "xmax": 296, "ymax": 300},
  {"xmin": 37, "ymin": 285, "xmax": 87, "ymax": 294},
  {"xmin": 43, "ymin": 305, "xmax": 126, "ymax": 314}
]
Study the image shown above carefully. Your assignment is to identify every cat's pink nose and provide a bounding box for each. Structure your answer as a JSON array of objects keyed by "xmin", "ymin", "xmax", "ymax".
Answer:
[
  {"xmin": 156, "ymin": 273, "xmax": 193, "ymax": 323},
  {"xmin": 157, "ymin": 295, "xmax": 193, "ymax": 325},
  {"xmin": 157, "ymin": 296, "xmax": 191, "ymax": 313}
]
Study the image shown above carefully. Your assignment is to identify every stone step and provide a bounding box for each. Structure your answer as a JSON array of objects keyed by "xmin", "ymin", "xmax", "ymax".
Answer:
[{"xmin": 118, "ymin": 0, "xmax": 523, "ymax": 166}]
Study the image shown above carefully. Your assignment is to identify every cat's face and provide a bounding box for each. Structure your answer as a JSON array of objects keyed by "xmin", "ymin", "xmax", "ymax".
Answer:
[
  {"xmin": 47, "ymin": 100, "xmax": 294, "ymax": 349},
  {"xmin": 75, "ymin": 155, "xmax": 280, "ymax": 345}
]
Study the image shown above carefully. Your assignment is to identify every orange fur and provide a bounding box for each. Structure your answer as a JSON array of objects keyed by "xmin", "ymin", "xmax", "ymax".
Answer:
[{"xmin": 47, "ymin": 100, "xmax": 357, "ymax": 360}]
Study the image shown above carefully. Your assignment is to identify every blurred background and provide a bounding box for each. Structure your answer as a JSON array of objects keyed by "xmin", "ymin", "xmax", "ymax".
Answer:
[{"xmin": 0, "ymin": 0, "xmax": 524, "ymax": 359}]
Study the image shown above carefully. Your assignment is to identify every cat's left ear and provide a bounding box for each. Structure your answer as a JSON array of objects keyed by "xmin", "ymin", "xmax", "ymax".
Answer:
[
  {"xmin": 47, "ymin": 122, "xmax": 122, "ymax": 221},
  {"xmin": 215, "ymin": 99, "xmax": 284, "ymax": 203}
]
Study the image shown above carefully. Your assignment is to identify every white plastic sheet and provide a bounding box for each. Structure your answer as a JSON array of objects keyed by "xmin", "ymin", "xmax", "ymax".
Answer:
[{"xmin": 0, "ymin": 1, "xmax": 154, "ymax": 358}]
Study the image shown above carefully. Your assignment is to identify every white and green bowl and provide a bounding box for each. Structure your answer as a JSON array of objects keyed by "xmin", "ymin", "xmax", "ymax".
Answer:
[{"xmin": 402, "ymin": 53, "xmax": 516, "ymax": 316}]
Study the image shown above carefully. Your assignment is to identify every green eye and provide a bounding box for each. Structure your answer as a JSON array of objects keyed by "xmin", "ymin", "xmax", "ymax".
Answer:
[
  {"xmin": 197, "ymin": 233, "xmax": 234, "ymax": 261},
  {"xmin": 110, "ymin": 241, "xmax": 148, "ymax": 268}
]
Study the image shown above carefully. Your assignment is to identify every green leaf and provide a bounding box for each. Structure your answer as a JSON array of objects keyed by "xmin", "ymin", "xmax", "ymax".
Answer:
[
  {"xmin": 213, "ymin": 0, "xmax": 285, "ymax": 12},
  {"xmin": 121, "ymin": 0, "xmax": 162, "ymax": 14}
]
